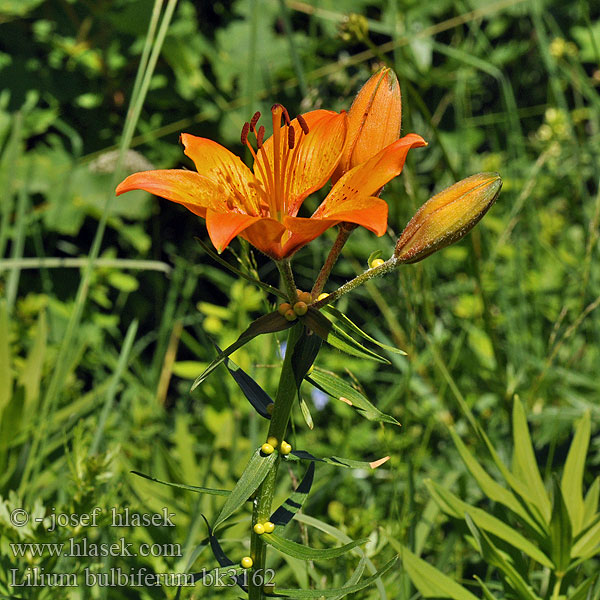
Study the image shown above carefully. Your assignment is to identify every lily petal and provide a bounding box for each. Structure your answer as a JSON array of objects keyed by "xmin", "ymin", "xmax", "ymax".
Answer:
[
  {"xmin": 256, "ymin": 110, "xmax": 347, "ymax": 216},
  {"xmin": 318, "ymin": 196, "xmax": 388, "ymax": 236},
  {"xmin": 116, "ymin": 169, "xmax": 220, "ymax": 217},
  {"xmin": 317, "ymin": 133, "xmax": 427, "ymax": 219},
  {"xmin": 181, "ymin": 134, "xmax": 262, "ymax": 215},
  {"xmin": 205, "ymin": 209, "xmax": 261, "ymax": 253}
]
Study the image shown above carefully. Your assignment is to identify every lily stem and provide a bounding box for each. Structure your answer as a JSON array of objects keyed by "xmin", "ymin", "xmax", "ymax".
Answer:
[
  {"xmin": 277, "ymin": 259, "xmax": 298, "ymax": 301},
  {"xmin": 311, "ymin": 224, "xmax": 355, "ymax": 298},
  {"xmin": 312, "ymin": 256, "xmax": 399, "ymax": 310},
  {"xmin": 248, "ymin": 323, "xmax": 304, "ymax": 599}
]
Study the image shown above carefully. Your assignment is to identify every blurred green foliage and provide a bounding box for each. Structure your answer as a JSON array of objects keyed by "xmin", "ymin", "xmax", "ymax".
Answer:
[{"xmin": 1, "ymin": 0, "xmax": 600, "ymax": 598}]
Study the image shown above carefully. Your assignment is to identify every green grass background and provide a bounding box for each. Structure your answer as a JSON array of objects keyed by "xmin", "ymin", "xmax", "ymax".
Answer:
[{"xmin": 1, "ymin": 0, "xmax": 599, "ymax": 598}]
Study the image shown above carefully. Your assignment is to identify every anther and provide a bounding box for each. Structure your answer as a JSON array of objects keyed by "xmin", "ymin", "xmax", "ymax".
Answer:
[
  {"xmin": 288, "ymin": 126, "xmax": 295, "ymax": 150},
  {"xmin": 281, "ymin": 106, "xmax": 291, "ymax": 126},
  {"xmin": 241, "ymin": 122, "xmax": 250, "ymax": 145},
  {"xmin": 250, "ymin": 111, "xmax": 261, "ymax": 131},
  {"xmin": 257, "ymin": 125, "xmax": 265, "ymax": 148},
  {"xmin": 297, "ymin": 114, "xmax": 309, "ymax": 135}
]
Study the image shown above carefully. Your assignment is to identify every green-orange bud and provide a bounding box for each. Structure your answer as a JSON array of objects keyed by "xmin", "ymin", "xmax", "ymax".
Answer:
[
  {"xmin": 395, "ymin": 173, "xmax": 502, "ymax": 263},
  {"xmin": 332, "ymin": 67, "xmax": 402, "ymax": 183}
]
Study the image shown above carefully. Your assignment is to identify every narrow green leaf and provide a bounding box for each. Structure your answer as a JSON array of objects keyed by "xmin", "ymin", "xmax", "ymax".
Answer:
[
  {"xmin": 400, "ymin": 545, "xmax": 479, "ymax": 599},
  {"xmin": 302, "ymin": 308, "xmax": 389, "ymax": 364},
  {"xmin": 291, "ymin": 331, "xmax": 322, "ymax": 391},
  {"xmin": 299, "ymin": 397, "xmax": 314, "ymax": 429},
  {"xmin": 328, "ymin": 556, "xmax": 367, "ymax": 600},
  {"xmin": 583, "ymin": 478, "xmax": 599, "ymax": 528},
  {"xmin": 263, "ymin": 531, "xmax": 366, "ymax": 560},
  {"xmin": 425, "ymin": 479, "xmax": 553, "ymax": 568},
  {"xmin": 572, "ymin": 515, "xmax": 600, "ymax": 559},
  {"xmin": 200, "ymin": 515, "xmax": 247, "ymax": 593},
  {"xmin": 218, "ymin": 347, "xmax": 273, "ymax": 419},
  {"xmin": 273, "ymin": 556, "xmax": 398, "ymax": 598},
  {"xmin": 322, "ymin": 305, "xmax": 406, "ymax": 355},
  {"xmin": 465, "ymin": 515, "xmax": 543, "ymax": 600},
  {"xmin": 449, "ymin": 428, "xmax": 544, "ymax": 536},
  {"xmin": 19, "ymin": 309, "xmax": 47, "ymax": 414},
  {"xmin": 289, "ymin": 449, "xmax": 390, "ymax": 470},
  {"xmin": 0, "ymin": 301, "xmax": 12, "ymax": 412},
  {"xmin": 213, "ymin": 448, "xmax": 277, "ymax": 530},
  {"xmin": 569, "ymin": 576, "xmax": 598, "ymax": 600},
  {"xmin": 549, "ymin": 477, "xmax": 573, "ymax": 572},
  {"xmin": 475, "ymin": 422, "xmax": 548, "ymax": 529},
  {"xmin": 195, "ymin": 236, "xmax": 286, "ymax": 299},
  {"xmin": 293, "ymin": 513, "xmax": 388, "ymax": 600},
  {"xmin": 511, "ymin": 396, "xmax": 551, "ymax": 522},
  {"xmin": 271, "ymin": 463, "xmax": 315, "ymax": 526},
  {"xmin": 192, "ymin": 311, "xmax": 294, "ymax": 389},
  {"xmin": 473, "ymin": 576, "xmax": 498, "ymax": 600},
  {"xmin": 561, "ymin": 412, "xmax": 591, "ymax": 534},
  {"xmin": 131, "ymin": 471, "xmax": 231, "ymax": 497},
  {"xmin": 307, "ymin": 369, "xmax": 399, "ymax": 425}
]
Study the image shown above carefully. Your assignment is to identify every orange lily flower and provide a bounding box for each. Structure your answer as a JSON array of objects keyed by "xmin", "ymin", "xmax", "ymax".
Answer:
[{"xmin": 116, "ymin": 104, "xmax": 425, "ymax": 260}]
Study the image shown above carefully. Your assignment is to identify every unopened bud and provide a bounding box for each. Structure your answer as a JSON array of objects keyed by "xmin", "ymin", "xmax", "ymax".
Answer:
[
  {"xmin": 333, "ymin": 68, "xmax": 402, "ymax": 183},
  {"xmin": 395, "ymin": 173, "xmax": 502, "ymax": 263}
]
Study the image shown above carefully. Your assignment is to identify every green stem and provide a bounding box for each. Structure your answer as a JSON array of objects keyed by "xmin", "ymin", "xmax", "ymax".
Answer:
[
  {"xmin": 277, "ymin": 259, "xmax": 298, "ymax": 301},
  {"xmin": 311, "ymin": 225, "xmax": 355, "ymax": 298},
  {"xmin": 248, "ymin": 323, "xmax": 304, "ymax": 599},
  {"xmin": 312, "ymin": 256, "xmax": 399, "ymax": 310}
]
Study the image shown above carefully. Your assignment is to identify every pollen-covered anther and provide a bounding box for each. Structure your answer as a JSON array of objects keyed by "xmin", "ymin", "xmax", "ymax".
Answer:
[
  {"xmin": 250, "ymin": 111, "xmax": 261, "ymax": 132},
  {"xmin": 288, "ymin": 126, "xmax": 295, "ymax": 150},
  {"xmin": 241, "ymin": 122, "xmax": 250, "ymax": 146},
  {"xmin": 297, "ymin": 114, "xmax": 309, "ymax": 135},
  {"xmin": 256, "ymin": 125, "xmax": 265, "ymax": 148}
]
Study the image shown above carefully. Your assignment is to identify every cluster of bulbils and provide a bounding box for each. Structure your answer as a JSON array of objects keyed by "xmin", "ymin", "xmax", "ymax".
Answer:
[{"xmin": 277, "ymin": 290, "xmax": 319, "ymax": 321}]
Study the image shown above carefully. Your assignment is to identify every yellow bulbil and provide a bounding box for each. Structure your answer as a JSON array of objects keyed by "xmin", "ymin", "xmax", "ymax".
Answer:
[
  {"xmin": 284, "ymin": 309, "xmax": 297, "ymax": 322},
  {"xmin": 293, "ymin": 301, "xmax": 308, "ymax": 316},
  {"xmin": 263, "ymin": 521, "xmax": 275, "ymax": 533},
  {"xmin": 261, "ymin": 443, "xmax": 275, "ymax": 455},
  {"xmin": 253, "ymin": 523, "xmax": 265, "ymax": 535},
  {"xmin": 277, "ymin": 302, "xmax": 291, "ymax": 315},
  {"xmin": 298, "ymin": 291, "xmax": 313, "ymax": 304},
  {"xmin": 241, "ymin": 556, "xmax": 253, "ymax": 569},
  {"xmin": 267, "ymin": 436, "xmax": 278, "ymax": 447},
  {"xmin": 317, "ymin": 293, "xmax": 329, "ymax": 301},
  {"xmin": 280, "ymin": 441, "xmax": 292, "ymax": 455},
  {"xmin": 369, "ymin": 258, "xmax": 385, "ymax": 268}
]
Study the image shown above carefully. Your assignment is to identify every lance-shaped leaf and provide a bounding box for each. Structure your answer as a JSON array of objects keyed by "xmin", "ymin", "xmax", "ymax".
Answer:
[
  {"xmin": 201, "ymin": 514, "xmax": 248, "ymax": 592},
  {"xmin": 473, "ymin": 576, "xmax": 499, "ymax": 600},
  {"xmin": 511, "ymin": 396, "xmax": 551, "ymax": 522},
  {"xmin": 400, "ymin": 545, "xmax": 479, "ymax": 600},
  {"xmin": 307, "ymin": 368, "xmax": 399, "ymax": 426},
  {"xmin": 465, "ymin": 514, "xmax": 543, "ymax": 600},
  {"xmin": 289, "ymin": 449, "xmax": 390, "ymax": 470},
  {"xmin": 583, "ymin": 478, "xmax": 599, "ymax": 528},
  {"xmin": 569, "ymin": 576, "xmax": 599, "ymax": 600},
  {"xmin": 271, "ymin": 462, "xmax": 315, "ymax": 526},
  {"xmin": 448, "ymin": 428, "xmax": 545, "ymax": 537},
  {"xmin": 131, "ymin": 470, "xmax": 231, "ymax": 497},
  {"xmin": 216, "ymin": 344, "xmax": 273, "ymax": 419},
  {"xmin": 425, "ymin": 479, "xmax": 553, "ymax": 568},
  {"xmin": 301, "ymin": 308, "xmax": 389, "ymax": 364},
  {"xmin": 572, "ymin": 514, "xmax": 600, "ymax": 559},
  {"xmin": 549, "ymin": 477, "xmax": 573, "ymax": 572},
  {"xmin": 273, "ymin": 556, "xmax": 398, "ymax": 598},
  {"xmin": 322, "ymin": 305, "xmax": 406, "ymax": 355},
  {"xmin": 561, "ymin": 411, "xmax": 591, "ymax": 535},
  {"xmin": 213, "ymin": 448, "xmax": 277, "ymax": 531},
  {"xmin": 192, "ymin": 311, "xmax": 294, "ymax": 390},
  {"xmin": 263, "ymin": 531, "xmax": 366, "ymax": 560}
]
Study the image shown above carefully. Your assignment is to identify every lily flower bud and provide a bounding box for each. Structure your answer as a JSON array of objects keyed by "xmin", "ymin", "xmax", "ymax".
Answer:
[
  {"xmin": 332, "ymin": 67, "xmax": 402, "ymax": 183},
  {"xmin": 395, "ymin": 173, "xmax": 502, "ymax": 263}
]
